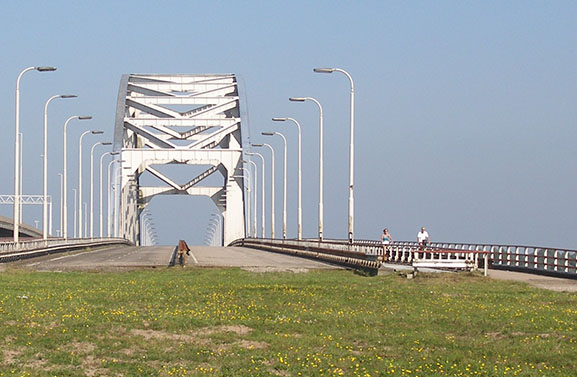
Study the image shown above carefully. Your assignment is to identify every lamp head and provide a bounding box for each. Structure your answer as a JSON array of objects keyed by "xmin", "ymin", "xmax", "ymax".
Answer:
[
  {"xmin": 313, "ymin": 68, "xmax": 335, "ymax": 73},
  {"xmin": 36, "ymin": 66, "xmax": 57, "ymax": 72},
  {"xmin": 60, "ymin": 94, "xmax": 77, "ymax": 99},
  {"xmin": 78, "ymin": 116, "xmax": 92, "ymax": 120},
  {"xmin": 110, "ymin": 152, "xmax": 120, "ymax": 155},
  {"xmin": 251, "ymin": 143, "xmax": 263, "ymax": 147},
  {"xmin": 102, "ymin": 142, "xmax": 112, "ymax": 146},
  {"xmin": 272, "ymin": 117, "xmax": 287, "ymax": 122},
  {"xmin": 91, "ymin": 130, "xmax": 104, "ymax": 135},
  {"xmin": 289, "ymin": 97, "xmax": 306, "ymax": 102},
  {"xmin": 261, "ymin": 132, "xmax": 274, "ymax": 136}
]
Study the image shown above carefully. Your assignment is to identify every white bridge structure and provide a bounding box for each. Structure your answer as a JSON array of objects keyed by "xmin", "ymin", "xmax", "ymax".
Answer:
[{"xmin": 113, "ymin": 74, "xmax": 246, "ymax": 246}]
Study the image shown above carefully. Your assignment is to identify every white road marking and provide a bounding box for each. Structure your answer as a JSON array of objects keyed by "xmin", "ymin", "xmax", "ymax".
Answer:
[{"xmin": 189, "ymin": 250, "xmax": 199, "ymax": 264}]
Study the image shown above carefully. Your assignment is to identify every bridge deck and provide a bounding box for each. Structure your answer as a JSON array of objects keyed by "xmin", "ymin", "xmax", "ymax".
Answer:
[{"xmin": 11, "ymin": 245, "xmax": 340, "ymax": 272}]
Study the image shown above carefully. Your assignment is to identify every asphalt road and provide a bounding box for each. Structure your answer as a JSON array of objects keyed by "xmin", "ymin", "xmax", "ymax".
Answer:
[
  {"xmin": 7, "ymin": 246, "xmax": 576, "ymax": 292},
  {"xmin": 13, "ymin": 245, "xmax": 340, "ymax": 272}
]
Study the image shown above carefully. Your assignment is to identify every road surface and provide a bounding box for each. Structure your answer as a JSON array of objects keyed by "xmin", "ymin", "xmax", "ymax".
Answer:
[
  {"xmin": 11, "ymin": 245, "xmax": 340, "ymax": 272},
  {"xmin": 5, "ymin": 245, "xmax": 577, "ymax": 292}
]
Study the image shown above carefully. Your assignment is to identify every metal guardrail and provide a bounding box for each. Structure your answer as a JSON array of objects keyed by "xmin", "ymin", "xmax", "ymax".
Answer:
[
  {"xmin": 0, "ymin": 238, "xmax": 132, "ymax": 263},
  {"xmin": 386, "ymin": 240, "xmax": 577, "ymax": 277},
  {"xmin": 229, "ymin": 238, "xmax": 382, "ymax": 272},
  {"xmin": 231, "ymin": 238, "xmax": 577, "ymax": 278}
]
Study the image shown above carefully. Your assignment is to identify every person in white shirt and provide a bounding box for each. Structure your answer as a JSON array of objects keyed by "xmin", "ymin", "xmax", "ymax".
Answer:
[{"xmin": 417, "ymin": 227, "xmax": 429, "ymax": 249}]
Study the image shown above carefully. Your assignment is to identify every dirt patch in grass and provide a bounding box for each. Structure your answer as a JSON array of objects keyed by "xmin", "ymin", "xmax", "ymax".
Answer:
[
  {"xmin": 1, "ymin": 347, "xmax": 23, "ymax": 365},
  {"xmin": 83, "ymin": 355, "xmax": 105, "ymax": 377},
  {"xmin": 27, "ymin": 354, "xmax": 49, "ymax": 370},
  {"xmin": 130, "ymin": 328, "xmax": 203, "ymax": 344},
  {"xmin": 236, "ymin": 339, "xmax": 269, "ymax": 350},
  {"xmin": 65, "ymin": 341, "xmax": 97, "ymax": 354},
  {"xmin": 195, "ymin": 325, "xmax": 253, "ymax": 336},
  {"xmin": 131, "ymin": 325, "xmax": 253, "ymax": 339}
]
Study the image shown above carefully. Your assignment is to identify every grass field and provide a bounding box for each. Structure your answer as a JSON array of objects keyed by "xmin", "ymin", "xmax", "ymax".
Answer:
[{"xmin": 0, "ymin": 267, "xmax": 576, "ymax": 376}]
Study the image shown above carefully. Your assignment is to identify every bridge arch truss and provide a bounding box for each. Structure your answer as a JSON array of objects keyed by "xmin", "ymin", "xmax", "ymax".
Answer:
[{"xmin": 114, "ymin": 74, "xmax": 246, "ymax": 245}]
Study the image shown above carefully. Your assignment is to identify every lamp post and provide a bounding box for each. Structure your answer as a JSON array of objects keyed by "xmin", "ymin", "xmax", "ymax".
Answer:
[
  {"xmin": 262, "ymin": 131, "xmax": 287, "ymax": 239},
  {"xmin": 233, "ymin": 167, "xmax": 251, "ymax": 237},
  {"xmin": 19, "ymin": 133, "xmax": 23, "ymax": 224},
  {"xmin": 273, "ymin": 117, "xmax": 302, "ymax": 240},
  {"xmin": 78, "ymin": 130, "xmax": 103, "ymax": 238},
  {"xmin": 72, "ymin": 188, "xmax": 77, "ymax": 238},
  {"xmin": 290, "ymin": 97, "xmax": 324, "ymax": 240},
  {"xmin": 247, "ymin": 151, "xmax": 265, "ymax": 238},
  {"xmin": 90, "ymin": 142, "xmax": 112, "ymax": 238},
  {"xmin": 106, "ymin": 159, "xmax": 124, "ymax": 237},
  {"xmin": 100, "ymin": 152, "xmax": 118, "ymax": 237},
  {"xmin": 314, "ymin": 67, "xmax": 355, "ymax": 242},
  {"xmin": 63, "ymin": 115, "xmax": 92, "ymax": 239},
  {"xmin": 252, "ymin": 143, "xmax": 275, "ymax": 239},
  {"xmin": 244, "ymin": 159, "xmax": 258, "ymax": 238},
  {"xmin": 43, "ymin": 94, "xmax": 77, "ymax": 240},
  {"xmin": 14, "ymin": 66, "xmax": 56, "ymax": 242},
  {"xmin": 58, "ymin": 173, "xmax": 63, "ymax": 237}
]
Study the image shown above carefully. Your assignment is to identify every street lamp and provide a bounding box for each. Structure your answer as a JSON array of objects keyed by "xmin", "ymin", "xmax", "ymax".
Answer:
[
  {"xmin": 78, "ymin": 130, "xmax": 103, "ymax": 238},
  {"xmin": 107, "ymin": 159, "xmax": 125, "ymax": 237},
  {"xmin": 314, "ymin": 67, "xmax": 355, "ymax": 242},
  {"xmin": 72, "ymin": 188, "xmax": 77, "ymax": 238},
  {"xmin": 99, "ymin": 152, "xmax": 119, "ymax": 237},
  {"xmin": 43, "ymin": 94, "xmax": 77, "ymax": 240},
  {"xmin": 246, "ymin": 151, "xmax": 265, "ymax": 238},
  {"xmin": 14, "ymin": 66, "xmax": 56, "ymax": 242},
  {"xmin": 62, "ymin": 115, "xmax": 92, "ymax": 239},
  {"xmin": 273, "ymin": 117, "xmax": 302, "ymax": 240},
  {"xmin": 252, "ymin": 143, "xmax": 275, "ymax": 239},
  {"xmin": 243, "ymin": 159, "xmax": 258, "ymax": 238},
  {"xmin": 233, "ymin": 167, "xmax": 251, "ymax": 237},
  {"xmin": 262, "ymin": 131, "xmax": 287, "ymax": 239},
  {"xmin": 90, "ymin": 141, "xmax": 112, "ymax": 237},
  {"xmin": 58, "ymin": 172, "xmax": 63, "ymax": 237},
  {"xmin": 289, "ymin": 96, "xmax": 324, "ymax": 240}
]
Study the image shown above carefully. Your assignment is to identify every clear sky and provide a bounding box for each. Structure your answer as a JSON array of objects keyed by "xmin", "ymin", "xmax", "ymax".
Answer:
[{"xmin": 0, "ymin": 1, "xmax": 575, "ymax": 248}]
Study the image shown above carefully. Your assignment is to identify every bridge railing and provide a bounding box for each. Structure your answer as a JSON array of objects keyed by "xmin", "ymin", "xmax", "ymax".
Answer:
[
  {"xmin": 232, "ymin": 238, "xmax": 577, "ymax": 278},
  {"xmin": 0, "ymin": 238, "xmax": 132, "ymax": 263},
  {"xmin": 383, "ymin": 240, "xmax": 577, "ymax": 277}
]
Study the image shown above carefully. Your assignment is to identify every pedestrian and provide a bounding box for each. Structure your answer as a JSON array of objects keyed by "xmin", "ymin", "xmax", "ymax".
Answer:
[
  {"xmin": 177, "ymin": 239, "xmax": 190, "ymax": 266},
  {"xmin": 381, "ymin": 228, "xmax": 392, "ymax": 261},
  {"xmin": 417, "ymin": 227, "xmax": 429, "ymax": 250}
]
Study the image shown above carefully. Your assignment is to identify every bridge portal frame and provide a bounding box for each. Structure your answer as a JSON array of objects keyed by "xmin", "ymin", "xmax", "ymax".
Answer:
[{"xmin": 114, "ymin": 74, "xmax": 246, "ymax": 245}]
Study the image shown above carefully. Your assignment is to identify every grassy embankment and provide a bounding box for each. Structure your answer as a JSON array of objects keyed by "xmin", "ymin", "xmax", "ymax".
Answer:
[{"xmin": 0, "ymin": 268, "xmax": 576, "ymax": 376}]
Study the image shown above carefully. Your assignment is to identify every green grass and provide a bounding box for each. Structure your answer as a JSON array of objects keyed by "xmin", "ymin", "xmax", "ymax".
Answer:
[{"xmin": 0, "ymin": 268, "xmax": 576, "ymax": 376}]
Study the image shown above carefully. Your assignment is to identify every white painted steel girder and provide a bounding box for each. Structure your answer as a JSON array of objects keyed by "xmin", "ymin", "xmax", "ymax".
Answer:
[{"xmin": 114, "ymin": 74, "xmax": 246, "ymax": 246}]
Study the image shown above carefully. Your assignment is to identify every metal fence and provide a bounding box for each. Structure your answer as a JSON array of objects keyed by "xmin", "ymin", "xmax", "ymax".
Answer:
[
  {"xmin": 232, "ymin": 238, "xmax": 577, "ymax": 278},
  {"xmin": 0, "ymin": 238, "xmax": 132, "ymax": 263}
]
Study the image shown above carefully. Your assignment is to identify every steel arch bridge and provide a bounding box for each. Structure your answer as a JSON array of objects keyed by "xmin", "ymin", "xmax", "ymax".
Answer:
[{"xmin": 113, "ymin": 74, "xmax": 246, "ymax": 245}]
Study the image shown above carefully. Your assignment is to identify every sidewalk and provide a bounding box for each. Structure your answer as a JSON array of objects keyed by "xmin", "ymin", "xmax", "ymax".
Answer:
[
  {"xmin": 380, "ymin": 263, "xmax": 577, "ymax": 292},
  {"xmin": 487, "ymin": 269, "xmax": 577, "ymax": 292}
]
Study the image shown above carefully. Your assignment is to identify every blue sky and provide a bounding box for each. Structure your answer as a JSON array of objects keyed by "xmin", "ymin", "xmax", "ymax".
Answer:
[{"xmin": 1, "ymin": 1, "xmax": 576, "ymax": 248}]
